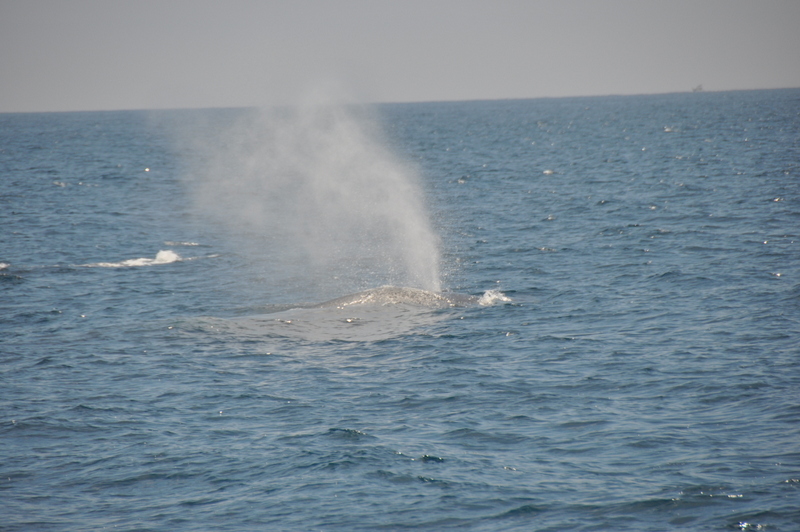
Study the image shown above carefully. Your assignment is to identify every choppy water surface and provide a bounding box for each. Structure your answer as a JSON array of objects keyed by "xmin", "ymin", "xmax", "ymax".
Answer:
[{"xmin": 2, "ymin": 89, "xmax": 800, "ymax": 531}]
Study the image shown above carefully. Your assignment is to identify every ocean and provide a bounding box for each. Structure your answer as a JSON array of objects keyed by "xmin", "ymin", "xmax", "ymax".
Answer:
[{"xmin": 2, "ymin": 89, "xmax": 799, "ymax": 531}]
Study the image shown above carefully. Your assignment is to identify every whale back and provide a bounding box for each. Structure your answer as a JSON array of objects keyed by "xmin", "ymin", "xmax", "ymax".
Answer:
[{"xmin": 314, "ymin": 286, "xmax": 478, "ymax": 309}]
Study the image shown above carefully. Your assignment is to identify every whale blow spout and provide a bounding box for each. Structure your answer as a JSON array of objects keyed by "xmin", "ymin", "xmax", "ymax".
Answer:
[{"xmin": 184, "ymin": 101, "xmax": 442, "ymax": 295}]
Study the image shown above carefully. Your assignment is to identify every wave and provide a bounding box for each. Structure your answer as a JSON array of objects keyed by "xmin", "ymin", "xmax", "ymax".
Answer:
[
  {"xmin": 163, "ymin": 241, "xmax": 203, "ymax": 247},
  {"xmin": 80, "ymin": 250, "xmax": 182, "ymax": 268}
]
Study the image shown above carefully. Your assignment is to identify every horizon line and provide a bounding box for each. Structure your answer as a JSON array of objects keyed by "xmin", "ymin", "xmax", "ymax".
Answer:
[{"xmin": 2, "ymin": 85, "xmax": 798, "ymax": 115}]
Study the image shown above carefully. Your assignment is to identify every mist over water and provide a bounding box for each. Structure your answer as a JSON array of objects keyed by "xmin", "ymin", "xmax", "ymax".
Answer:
[{"xmin": 184, "ymin": 101, "xmax": 441, "ymax": 299}]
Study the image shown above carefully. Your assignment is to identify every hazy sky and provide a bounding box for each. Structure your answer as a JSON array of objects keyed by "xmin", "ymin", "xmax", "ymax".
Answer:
[{"xmin": 2, "ymin": 0, "xmax": 799, "ymax": 112}]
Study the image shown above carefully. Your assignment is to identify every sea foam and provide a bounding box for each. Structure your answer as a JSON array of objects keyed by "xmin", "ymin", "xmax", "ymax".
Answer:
[{"xmin": 82, "ymin": 250, "xmax": 182, "ymax": 268}]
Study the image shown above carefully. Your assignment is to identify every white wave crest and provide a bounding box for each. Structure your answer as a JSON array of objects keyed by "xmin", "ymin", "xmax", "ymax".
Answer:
[{"xmin": 82, "ymin": 250, "xmax": 182, "ymax": 268}]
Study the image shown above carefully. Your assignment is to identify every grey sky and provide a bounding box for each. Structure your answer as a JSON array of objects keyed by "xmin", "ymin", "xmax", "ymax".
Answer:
[{"xmin": 2, "ymin": 0, "xmax": 799, "ymax": 113}]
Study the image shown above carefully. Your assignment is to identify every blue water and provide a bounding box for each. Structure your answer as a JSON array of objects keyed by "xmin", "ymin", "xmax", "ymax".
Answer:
[{"xmin": 2, "ymin": 89, "xmax": 799, "ymax": 531}]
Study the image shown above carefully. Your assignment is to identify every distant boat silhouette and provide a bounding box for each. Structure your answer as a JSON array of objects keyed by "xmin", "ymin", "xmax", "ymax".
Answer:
[{"xmin": 692, "ymin": 84, "xmax": 704, "ymax": 93}]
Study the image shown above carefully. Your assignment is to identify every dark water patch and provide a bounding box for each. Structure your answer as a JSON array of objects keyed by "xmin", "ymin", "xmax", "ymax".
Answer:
[{"xmin": 442, "ymin": 428, "xmax": 530, "ymax": 450}]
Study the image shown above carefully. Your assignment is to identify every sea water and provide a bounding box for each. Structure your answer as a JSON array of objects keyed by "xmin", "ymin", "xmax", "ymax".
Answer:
[{"xmin": 2, "ymin": 89, "xmax": 799, "ymax": 530}]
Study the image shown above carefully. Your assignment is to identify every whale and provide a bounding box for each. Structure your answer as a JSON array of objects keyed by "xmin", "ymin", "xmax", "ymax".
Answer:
[
  {"xmin": 224, "ymin": 286, "xmax": 509, "ymax": 342},
  {"xmin": 312, "ymin": 285, "xmax": 480, "ymax": 309}
]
